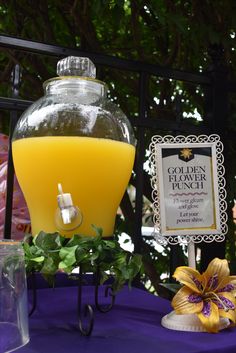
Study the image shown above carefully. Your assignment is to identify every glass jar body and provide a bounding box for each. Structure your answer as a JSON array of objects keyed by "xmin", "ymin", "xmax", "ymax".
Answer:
[{"xmin": 12, "ymin": 78, "xmax": 135, "ymax": 237}]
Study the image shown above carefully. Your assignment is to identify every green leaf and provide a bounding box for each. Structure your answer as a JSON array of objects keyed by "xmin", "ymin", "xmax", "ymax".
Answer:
[
  {"xmin": 97, "ymin": 244, "xmax": 103, "ymax": 252},
  {"xmin": 91, "ymin": 224, "xmax": 103, "ymax": 237},
  {"xmin": 22, "ymin": 242, "xmax": 32, "ymax": 257},
  {"xmin": 31, "ymin": 256, "xmax": 45, "ymax": 263},
  {"xmin": 104, "ymin": 240, "xmax": 117, "ymax": 248},
  {"xmin": 22, "ymin": 232, "xmax": 142, "ymax": 294},
  {"xmin": 75, "ymin": 247, "xmax": 89, "ymax": 263},
  {"xmin": 58, "ymin": 262, "xmax": 73, "ymax": 273},
  {"xmin": 90, "ymin": 251, "xmax": 99, "ymax": 261},
  {"xmin": 34, "ymin": 231, "xmax": 64, "ymax": 251},
  {"xmin": 99, "ymin": 270, "xmax": 109, "ymax": 284},
  {"xmin": 59, "ymin": 245, "xmax": 77, "ymax": 267},
  {"xmin": 66, "ymin": 234, "xmax": 83, "ymax": 247},
  {"xmin": 41, "ymin": 256, "xmax": 58, "ymax": 275}
]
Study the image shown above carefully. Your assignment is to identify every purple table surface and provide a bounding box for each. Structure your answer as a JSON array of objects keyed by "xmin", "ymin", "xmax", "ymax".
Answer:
[{"xmin": 16, "ymin": 284, "xmax": 236, "ymax": 353}]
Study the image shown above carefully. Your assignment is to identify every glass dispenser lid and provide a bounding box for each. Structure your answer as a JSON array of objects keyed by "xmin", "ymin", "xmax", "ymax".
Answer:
[{"xmin": 57, "ymin": 56, "xmax": 96, "ymax": 78}]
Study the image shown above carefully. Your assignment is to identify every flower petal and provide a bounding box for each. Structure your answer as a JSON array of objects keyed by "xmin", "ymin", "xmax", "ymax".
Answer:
[
  {"xmin": 197, "ymin": 301, "xmax": 220, "ymax": 333},
  {"xmin": 228, "ymin": 275, "xmax": 236, "ymax": 284},
  {"xmin": 217, "ymin": 275, "xmax": 236, "ymax": 292},
  {"xmin": 172, "ymin": 285, "xmax": 203, "ymax": 315},
  {"xmin": 217, "ymin": 283, "xmax": 235, "ymax": 293},
  {"xmin": 219, "ymin": 295, "xmax": 235, "ymax": 309},
  {"xmin": 207, "ymin": 273, "xmax": 218, "ymax": 291},
  {"xmin": 219, "ymin": 308, "xmax": 236, "ymax": 324},
  {"xmin": 218, "ymin": 292, "xmax": 236, "ymax": 310},
  {"xmin": 203, "ymin": 258, "xmax": 230, "ymax": 291},
  {"xmin": 173, "ymin": 266, "xmax": 202, "ymax": 294}
]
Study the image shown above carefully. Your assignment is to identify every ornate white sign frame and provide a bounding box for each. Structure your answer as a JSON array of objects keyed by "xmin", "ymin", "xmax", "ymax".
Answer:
[{"xmin": 150, "ymin": 134, "xmax": 227, "ymax": 246}]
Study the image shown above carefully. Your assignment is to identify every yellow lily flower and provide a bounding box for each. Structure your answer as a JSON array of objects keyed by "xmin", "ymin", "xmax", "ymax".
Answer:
[{"xmin": 172, "ymin": 258, "xmax": 236, "ymax": 333}]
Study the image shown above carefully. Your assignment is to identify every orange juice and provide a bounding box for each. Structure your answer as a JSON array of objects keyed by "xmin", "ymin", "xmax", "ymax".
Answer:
[{"xmin": 12, "ymin": 136, "xmax": 135, "ymax": 237}]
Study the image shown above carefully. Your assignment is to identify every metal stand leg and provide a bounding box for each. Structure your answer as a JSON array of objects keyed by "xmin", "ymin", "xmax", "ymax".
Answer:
[
  {"xmin": 77, "ymin": 266, "xmax": 94, "ymax": 336},
  {"xmin": 28, "ymin": 269, "xmax": 116, "ymax": 335},
  {"xmin": 28, "ymin": 272, "xmax": 37, "ymax": 317},
  {"xmin": 94, "ymin": 268, "xmax": 116, "ymax": 313}
]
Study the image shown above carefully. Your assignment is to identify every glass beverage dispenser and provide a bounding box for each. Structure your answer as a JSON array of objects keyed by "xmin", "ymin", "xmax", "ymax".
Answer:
[{"xmin": 12, "ymin": 57, "xmax": 135, "ymax": 237}]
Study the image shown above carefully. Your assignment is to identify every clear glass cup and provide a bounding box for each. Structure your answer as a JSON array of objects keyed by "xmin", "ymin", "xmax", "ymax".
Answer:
[{"xmin": 0, "ymin": 240, "xmax": 29, "ymax": 353}]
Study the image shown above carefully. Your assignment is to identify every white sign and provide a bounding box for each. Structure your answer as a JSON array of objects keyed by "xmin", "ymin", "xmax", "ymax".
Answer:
[{"xmin": 150, "ymin": 135, "xmax": 227, "ymax": 240}]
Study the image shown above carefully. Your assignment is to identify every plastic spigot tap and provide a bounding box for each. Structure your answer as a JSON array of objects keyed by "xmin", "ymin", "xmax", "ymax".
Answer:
[
  {"xmin": 55, "ymin": 184, "xmax": 83, "ymax": 232},
  {"xmin": 57, "ymin": 183, "xmax": 76, "ymax": 224}
]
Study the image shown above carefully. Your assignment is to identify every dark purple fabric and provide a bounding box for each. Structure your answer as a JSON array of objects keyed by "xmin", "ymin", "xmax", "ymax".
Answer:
[{"xmin": 16, "ymin": 285, "xmax": 236, "ymax": 353}]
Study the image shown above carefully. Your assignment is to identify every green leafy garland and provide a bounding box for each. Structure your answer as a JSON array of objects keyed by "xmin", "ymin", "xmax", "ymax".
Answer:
[{"xmin": 23, "ymin": 226, "xmax": 142, "ymax": 292}]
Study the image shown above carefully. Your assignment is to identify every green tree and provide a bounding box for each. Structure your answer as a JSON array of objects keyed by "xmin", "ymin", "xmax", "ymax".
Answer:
[{"xmin": 0, "ymin": 0, "xmax": 236, "ymax": 293}]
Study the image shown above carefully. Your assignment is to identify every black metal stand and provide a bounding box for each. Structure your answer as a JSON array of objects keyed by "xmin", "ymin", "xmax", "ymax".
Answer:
[
  {"xmin": 77, "ymin": 266, "xmax": 94, "ymax": 336},
  {"xmin": 28, "ymin": 269, "xmax": 116, "ymax": 336},
  {"xmin": 94, "ymin": 269, "xmax": 115, "ymax": 313},
  {"xmin": 28, "ymin": 272, "xmax": 37, "ymax": 317}
]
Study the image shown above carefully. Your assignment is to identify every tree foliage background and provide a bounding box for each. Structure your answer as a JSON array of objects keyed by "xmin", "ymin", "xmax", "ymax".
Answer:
[{"xmin": 0, "ymin": 0, "xmax": 236, "ymax": 294}]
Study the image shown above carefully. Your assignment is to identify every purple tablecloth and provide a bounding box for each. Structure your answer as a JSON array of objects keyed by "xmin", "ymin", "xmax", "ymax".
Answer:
[{"xmin": 16, "ymin": 284, "xmax": 236, "ymax": 353}]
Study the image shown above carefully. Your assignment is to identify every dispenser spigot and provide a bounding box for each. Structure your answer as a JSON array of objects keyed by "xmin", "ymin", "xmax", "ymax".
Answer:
[
  {"xmin": 55, "ymin": 183, "xmax": 83, "ymax": 232},
  {"xmin": 57, "ymin": 183, "xmax": 75, "ymax": 224}
]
